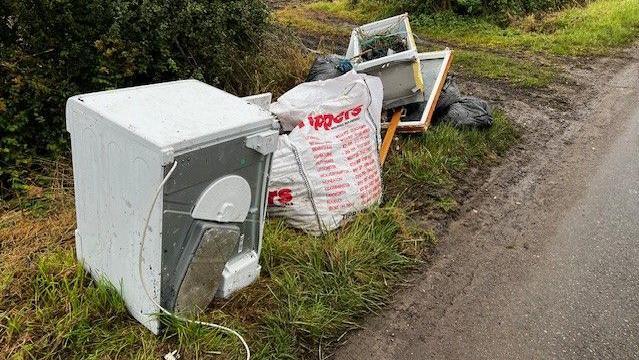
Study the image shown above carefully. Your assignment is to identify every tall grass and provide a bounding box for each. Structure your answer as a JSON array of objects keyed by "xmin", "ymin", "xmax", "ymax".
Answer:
[{"xmin": 207, "ymin": 27, "xmax": 314, "ymax": 99}]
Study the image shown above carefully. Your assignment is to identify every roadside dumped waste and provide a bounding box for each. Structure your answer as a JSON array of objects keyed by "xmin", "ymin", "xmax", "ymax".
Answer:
[
  {"xmin": 277, "ymin": 13, "xmax": 495, "ymax": 233},
  {"xmin": 50, "ymin": 10, "xmax": 505, "ymax": 360},
  {"xmin": 268, "ymin": 71, "xmax": 384, "ymax": 234},
  {"xmin": 435, "ymin": 76, "xmax": 493, "ymax": 129},
  {"xmin": 435, "ymin": 76, "xmax": 462, "ymax": 112},
  {"xmin": 347, "ymin": 14, "xmax": 426, "ymax": 110},
  {"xmin": 379, "ymin": 50, "xmax": 454, "ymax": 132}
]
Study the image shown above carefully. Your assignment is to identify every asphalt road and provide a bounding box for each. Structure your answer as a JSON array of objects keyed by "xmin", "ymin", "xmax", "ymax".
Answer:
[
  {"xmin": 458, "ymin": 91, "xmax": 639, "ymax": 358},
  {"xmin": 335, "ymin": 51, "xmax": 639, "ymax": 359}
]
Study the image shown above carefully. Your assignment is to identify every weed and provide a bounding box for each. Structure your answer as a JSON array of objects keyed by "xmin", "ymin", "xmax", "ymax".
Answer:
[{"xmin": 435, "ymin": 197, "xmax": 459, "ymax": 213}]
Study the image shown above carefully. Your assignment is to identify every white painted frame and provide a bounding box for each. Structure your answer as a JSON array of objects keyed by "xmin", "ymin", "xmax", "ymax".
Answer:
[{"xmin": 382, "ymin": 49, "xmax": 454, "ymax": 133}]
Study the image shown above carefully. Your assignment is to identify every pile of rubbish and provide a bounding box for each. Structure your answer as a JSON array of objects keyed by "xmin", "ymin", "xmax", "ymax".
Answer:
[
  {"xmin": 305, "ymin": 54, "xmax": 352, "ymax": 82},
  {"xmin": 267, "ymin": 13, "xmax": 495, "ymax": 234},
  {"xmin": 64, "ymin": 12, "xmax": 498, "ymax": 343}
]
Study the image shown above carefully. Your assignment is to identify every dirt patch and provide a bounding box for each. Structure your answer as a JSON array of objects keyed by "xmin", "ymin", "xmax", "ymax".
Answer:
[{"xmin": 282, "ymin": 8, "xmax": 353, "ymax": 52}]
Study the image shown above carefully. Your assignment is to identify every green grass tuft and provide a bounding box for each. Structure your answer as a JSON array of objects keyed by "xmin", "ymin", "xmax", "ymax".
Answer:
[
  {"xmin": 435, "ymin": 197, "xmax": 459, "ymax": 213},
  {"xmin": 384, "ymin": 110, "xmax": 518, "ymax": 197},
  {"xmin": 253, "ymin": 206, "xmax": 431, "ymax": 357}
]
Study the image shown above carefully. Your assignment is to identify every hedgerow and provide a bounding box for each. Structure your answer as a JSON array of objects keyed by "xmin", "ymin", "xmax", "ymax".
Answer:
[{"xmin": 0, "ymin": 0, "xmax": 269, "ymax": 196}]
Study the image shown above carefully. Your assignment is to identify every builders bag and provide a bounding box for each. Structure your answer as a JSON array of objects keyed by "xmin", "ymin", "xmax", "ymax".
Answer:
[{"xmin": 268, "ymin": 71, "xmax": 384, "ymax": 234}]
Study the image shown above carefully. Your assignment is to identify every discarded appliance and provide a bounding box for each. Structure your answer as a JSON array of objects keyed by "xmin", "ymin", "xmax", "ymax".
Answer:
[
  {"xmin": 346, "ymin": 13, "xmax": 425, "ymax": 110},
  {"xmin": 382, "ymin": 49, "xmax": 454, "ymax": 133},
  {"xmin": 66, "ymin": 80, "xmax": 278, "ymax": 334},
  {"xmin": 268, "ymin": 71, "xmax": 384, "ymax": 234}
]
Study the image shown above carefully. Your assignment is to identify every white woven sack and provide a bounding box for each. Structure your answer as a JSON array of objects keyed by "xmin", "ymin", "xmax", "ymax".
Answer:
[{"xmin": 267, "ymin": 71, "xmax": 384, "ymax": 234}]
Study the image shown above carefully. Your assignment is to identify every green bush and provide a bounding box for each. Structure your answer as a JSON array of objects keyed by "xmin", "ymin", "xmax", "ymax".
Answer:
[{"xmin": 0, "ymin": 0, "xmax": 269, "ymax": 196}]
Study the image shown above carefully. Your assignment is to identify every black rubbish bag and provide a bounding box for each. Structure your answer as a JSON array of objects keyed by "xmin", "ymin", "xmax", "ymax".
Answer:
[
  {"xmin": 442, "ymin": 96, "xmax": 493, "ymax": 129},
  {"xmin": 435, "ymin": 76, "xmax": 462, "ymax": 114},
  {"xmin": 435, "ymin": 76, "xmax": 493, "ymax": 129},
  {"xmin": 305, "ymin": 54, "xmax": 353, "ymax": 82}
]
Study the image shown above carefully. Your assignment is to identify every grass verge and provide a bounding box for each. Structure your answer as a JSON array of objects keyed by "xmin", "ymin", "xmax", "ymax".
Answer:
[
  {"xmin": 412, "ymin": 0, "xmax": 639, "ymax": 55},
  {"xmin": 274, "ymin": 7, "xmax": 352, "ymax": 38},
  {"xmin": 277, "ymin": 0, "xmax": 639, "ymax": 89},
  {"xmin": 274, "ymin": 1, "xmax": 557, "ymax": 88},
  {"xmin": 304, "ymin": 0, "xmax": 398, "ymax": 24},
  {"xmin": 1, "ymin": 5, "xmax": 523, "ymax": 357},
  {"xmin": 7, "ymin": 0, "xmax": 633, "ymax": 357},
  {"xmin": 304, "ymin": 0, "xmax": 639, "ymax": 56},
  {"xmin": 0, "ymin": 190, "xmax": 429, "ymax": 359}
]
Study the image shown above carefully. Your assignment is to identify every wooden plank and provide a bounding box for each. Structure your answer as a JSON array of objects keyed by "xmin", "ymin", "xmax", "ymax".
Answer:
[{"xmin": 379, "ymin": 109, "xmax": 402, "ymax": 165}]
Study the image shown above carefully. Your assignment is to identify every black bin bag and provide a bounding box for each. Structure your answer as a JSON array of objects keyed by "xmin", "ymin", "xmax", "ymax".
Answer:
[
  {"xmin": 435, "ymin": 76, "xmax": 493, "ymax": 129},
  {"xmin": 305, "ymin": 54, "xmax": 353, "ymax": 82}
]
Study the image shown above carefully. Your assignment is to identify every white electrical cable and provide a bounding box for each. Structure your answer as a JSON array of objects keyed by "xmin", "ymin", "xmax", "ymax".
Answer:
[{"xmin": 137, "ymin": 161, "xmax": 251, "ymax": 360}]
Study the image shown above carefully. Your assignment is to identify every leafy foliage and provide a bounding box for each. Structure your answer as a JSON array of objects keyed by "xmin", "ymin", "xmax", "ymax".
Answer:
[{"xmin": 0, "ymin": 0, "xmax": 269, "ymax": 195}]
